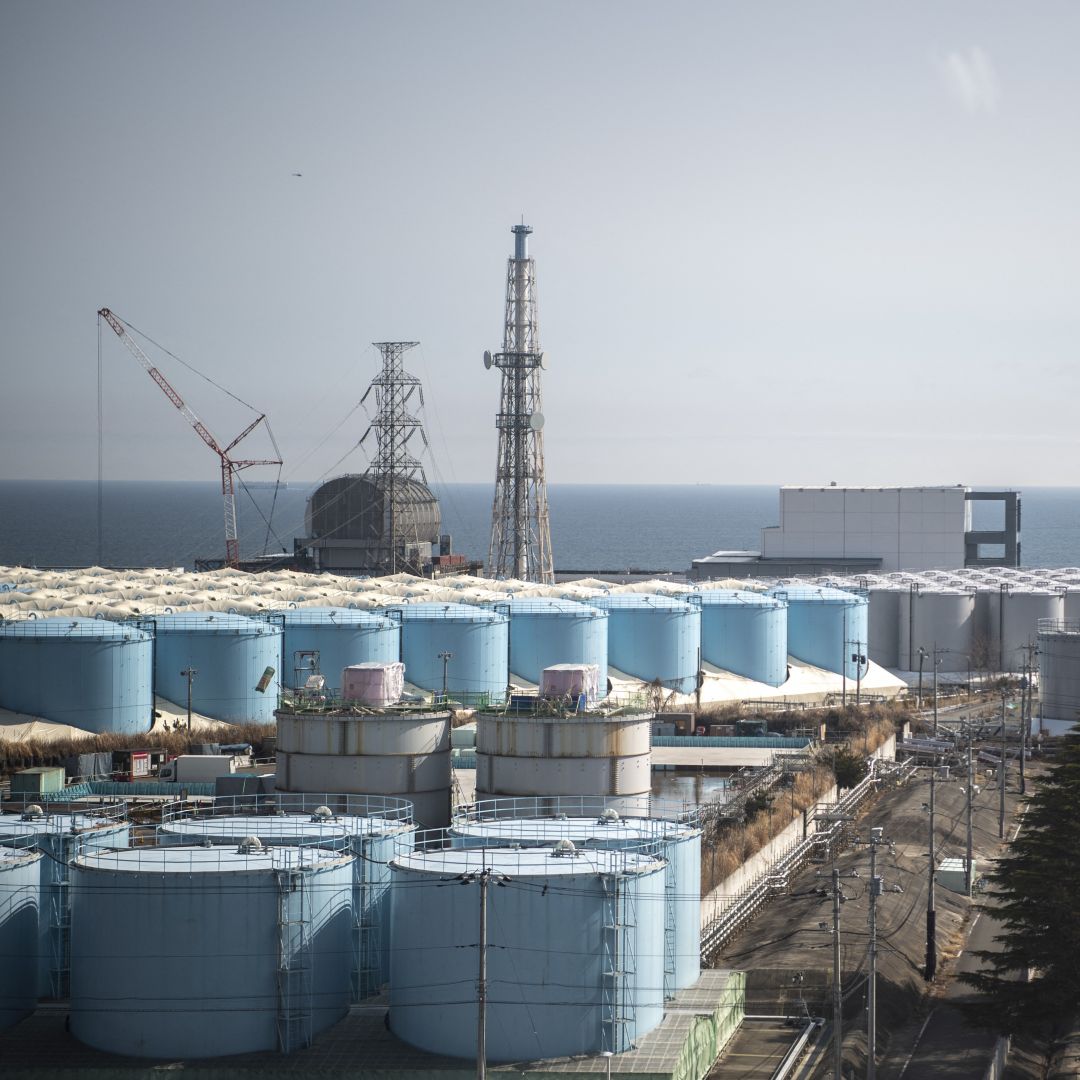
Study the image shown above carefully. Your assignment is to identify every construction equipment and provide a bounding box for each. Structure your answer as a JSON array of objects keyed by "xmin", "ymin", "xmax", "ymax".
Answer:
[{"xmin": 98, "ymin": 308, "xmax": 282, "ymax": 568}]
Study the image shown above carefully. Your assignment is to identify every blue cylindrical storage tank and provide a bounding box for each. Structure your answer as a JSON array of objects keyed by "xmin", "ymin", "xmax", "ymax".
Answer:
[
  {"xmin": 449, "ymin": 801, "xmax": 701, "ymax": 995},
  {"xmin": 2, "ymin": 806, "xmax": 130, "ymax": 999},
  {"xmin": 395, "ymin": 603, "xmax": 509, "ymax": 704},
  {"xmin": 277, "ymin": 608, "xmax": 399, "ymax": 693},
  {"xmin": 768, "ymin": 585, "xmax": 869, "ymax": 680},
  {"xmin": 0, "ymin": 847, "xmax": 42, "ymax": 1031},
  {"xmin": 683, "ymin": 590, "xmax": 788, "ymax": 687},
  {"xmin": 151, "ymin": 612, "xmax": 282, "ymax": 724},
  {"xmin": 0, "ymin": 617, "xmax": 152, "ymax": 735},
  {"xmin": 159, "ymin": 795, "xmax": 415, "ymax": 1000},
  {"xmin": 591, "ymin": 595, "xmax": 700, "ymax": 693},
  {"xmin": 495, "ymin": 598, "xmax": 608, "ymax": 691},
  {"xmin": 390, "ymin": 844, "xmax": 666, "ymax": 1059},
  {"xmin": 70, "ymin": 844, "xmax": 354, "ymax": 1058}
]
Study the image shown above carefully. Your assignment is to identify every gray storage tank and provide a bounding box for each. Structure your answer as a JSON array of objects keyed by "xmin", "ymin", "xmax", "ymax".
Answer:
[
  {"xmin": 450, "ymin": 797, "xmax": 701, "ymax": 996},
  {"xmin": 474, "ymin": 707, "xmax": 653, "ymax": 816},
  {"xmin": 275, "ymin": 704, "xmax": 452, "ymax": 828},
  {"xmin": 389, "ymin": 842, "xmax": 666, "ymax": 1060},
  {"xmin": 159, "ymin": 793, "xmax": 415, "ymax": 998},
  {"xmin": 1037, "ymin": 619, "xmax": 1080, "ymax": 735},
  {"xmin": 70, "ymin": 843, "xmax": 354, "ymax": 1058},
  {"xmin": 0, "ymin": 846, "xmax": 42, "ymax": 1031},
  {"xmin": 0, "ymin": 617, "xmax": 152, "ymax": 735},
  {"xmin": 150, "ymin": 612, "xmax": 282, "ymax": 724}
]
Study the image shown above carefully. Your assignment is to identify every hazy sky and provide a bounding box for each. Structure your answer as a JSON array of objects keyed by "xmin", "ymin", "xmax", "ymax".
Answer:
[{"xmin": 3, "ymin": 2, "xmax": 1079, "ymax": 487}]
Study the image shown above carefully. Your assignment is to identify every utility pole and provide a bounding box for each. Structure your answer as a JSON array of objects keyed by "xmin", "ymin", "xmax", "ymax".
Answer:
[
  {"xmin": 477, "ymin": 867, "xmax": 489, "ymax": 1080},
  {"xmin": 966, "ymin": 739, "xmax": 975, "ymax": 896},
  {"xmin": 932, "ymin": 643, "xmax": 939, "ymax": 737},
  {"xmin": 867, "ymin": 827, "xmax": 884, "ymax": 1080},
  {"xmin": 999, "ymin": 694, "xmax": 1008, "ymax": 840},
  {"xmin": 917, "ymin": 646, "xmax": 927, "ymax": 708},
  {"xmin": 832, "ymin": 867, "xmax": 843, "ymax": 1080},
  {"xmin": 438, "ymin": 651, "xmax": 454, "ymax": 701},
  {"xmin": 925, "ymin": 759, "xmax": 937, "ymax": 981},
  {"xmin": 180, "ymin": 667, "xmax": 197, "ymax": 731}
]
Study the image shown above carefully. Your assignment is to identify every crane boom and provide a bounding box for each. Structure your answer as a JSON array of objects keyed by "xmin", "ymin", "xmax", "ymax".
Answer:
[{"xmin": 97, "ymin": 307, "xmax": 282, "ymax": 568}]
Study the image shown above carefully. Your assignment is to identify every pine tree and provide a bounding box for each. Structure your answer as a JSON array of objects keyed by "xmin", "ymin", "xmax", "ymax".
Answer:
[{"xmin": 959, "ymin": 732, "xmax": 1080, "ymax": 1038}]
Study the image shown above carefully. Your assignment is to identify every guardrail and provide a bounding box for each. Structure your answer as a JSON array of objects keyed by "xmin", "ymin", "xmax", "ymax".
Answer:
[{"xmin": 699, "ymin": 758, "xmax": 915, "ymax": 958}]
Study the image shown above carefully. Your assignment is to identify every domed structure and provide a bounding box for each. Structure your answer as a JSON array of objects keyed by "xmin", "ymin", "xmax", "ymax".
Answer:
[{"xmin": 298, "ymin": 473, "xmax": 441, "ymax": 574}]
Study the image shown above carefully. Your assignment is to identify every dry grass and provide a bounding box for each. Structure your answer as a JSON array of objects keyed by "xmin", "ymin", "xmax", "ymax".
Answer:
[
  {"xmin": 700, "ymin": 763, "xmax": 835, "ymax": 895},
  {"xmin": 0, "ymin": 722, "xmax": 274, "ymax": 778}
]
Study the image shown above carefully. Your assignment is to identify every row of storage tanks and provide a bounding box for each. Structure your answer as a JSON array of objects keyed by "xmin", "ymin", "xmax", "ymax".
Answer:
[
  {"xmin": 0, "ymin": 588, "xmax": 880, "ymax": 734},
  {"xmin": 0, "ymin": 794, "xmax": 701, "ymax": 1063}
]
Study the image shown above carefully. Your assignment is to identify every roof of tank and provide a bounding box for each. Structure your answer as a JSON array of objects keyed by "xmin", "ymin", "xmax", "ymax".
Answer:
[
  {"xmin": 279, "ymin": 606, "xmax": 397, "ymax": 627},
  {"xmin": 75, "ymin": 844, "xmax": 352, "ymax": 874},
  {"xmin": 685, "ymin": 589, "xmax": 786, "ymax": 608},
  {"xmin": 591, "ymin": 594, "xmax": 696, "ymax": 612},
  {"xmin": 450, "ymin": 816, "xmax": 696, "ymax": 843},
  {"xmin": 162, "ymin": 813, "xmax": 410, "ymax": 839},
  {"xmin": 0, "ymin": 616, "xmax": 151, "ymax": 641},
  {"xmin": 0, "ymin": 812, "xmax": 127, "ymax": 836},
  {"xmin": 392, "ymin": 845, "xmax": 665, "ymax": 877},
  {"xmin": 150, "ymin": 611, "xmax": 279, "ymax": 634},
  {"xmin": 0, "ymin": 847, "xmax": 41, "ymax": 869},
  {"xmin": 767, "ymin": 585, "xmax": 866, "ymax": 605},
  {"xmin": 395, "ymin": 601, "xmax": 507, "ymax": 623},
  {"xmin": 497, "ymin": 597, "xmax": 606, "ymax": 617}
]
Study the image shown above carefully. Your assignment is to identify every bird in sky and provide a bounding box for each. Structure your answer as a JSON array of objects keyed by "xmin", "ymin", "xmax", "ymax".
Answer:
[{"xmin": 292, "ymin": 172, "xmax": 302, "ymax": 177}]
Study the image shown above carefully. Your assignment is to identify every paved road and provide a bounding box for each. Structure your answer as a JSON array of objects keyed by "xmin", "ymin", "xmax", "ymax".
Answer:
[{"xmin": 882, "ymin": 911, "xmax": 1004, "ymax": 1080}]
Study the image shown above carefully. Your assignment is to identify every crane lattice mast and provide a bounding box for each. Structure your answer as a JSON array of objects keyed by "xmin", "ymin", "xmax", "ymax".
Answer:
[
  {"xmin": 97, "ymin": 308, "xmax": 281, "ymax": 568},
  {"xmin": 486, "ymin": 224, "xmax": 554, "ymax": 583}
]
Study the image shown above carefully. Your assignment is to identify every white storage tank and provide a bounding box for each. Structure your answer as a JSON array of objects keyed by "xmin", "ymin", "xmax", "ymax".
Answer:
[
  {"xmin": 1, "ymin": 803, "xmax": 130, "ymax": 999},
  {"xmin": 389, "ymin": 843, "xmax": 667, "ymax": 1060},
  {"xmin": 989, "ymin": 589, "xmax": 1064, "ymax": 672},
  {"xmin": 159, "ymin": 793, "xmax": 415, "ymax": 998},
  {"xmin": 275, "ymin": 705, "xmax": 452, "ymax": 828},
  {"xmin": 69, "ymin": 844, "xmax": 355, "ymax": 1058},
  {"xmin": 1037, "ymin": 620, "xmax": 1080, "ymax": 735},
  {"xmin": 450, "ymin": 798, "xmax": 701, "ymax": 996},
  {"xmin": 474, "ymin": 708, "xmax": 653, "ymax": 816},
  {"xmin": 0, "ymin": 846, "xmax": 42, "ymax": 1031},
  {"xmin": 899, "ymin": 589, "xmax": 977, "ymax": 673}
]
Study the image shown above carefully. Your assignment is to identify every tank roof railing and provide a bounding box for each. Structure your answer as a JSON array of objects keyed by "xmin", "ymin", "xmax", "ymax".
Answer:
[
  {"xmin": 75, "ymin": 838, "xmax": 354, "ymax": 872},
  {"xmin": 453, "ymin": 795, "xmax": 701, "ymax": 830},
  {"xmin": 161, "ymin": 791, "xmax": 414, "ymax": 826},
  {"xmin": 5, "ymin": 796, "xmax": 128, "ymax": 826},
  {"xmin": 0, "ymin": 617, "xmax": 150, "ymax": 638},
  {"xmin": 399, "ymin": 827, "xmax": 670, "ymax": 872},
  {"xmin": 1038, "ymin": 619, "xmax": 1080, "ymax": 636},
  {"xmin": 276, "ymin": 693, "xmax": 466, "ymax": 716}
]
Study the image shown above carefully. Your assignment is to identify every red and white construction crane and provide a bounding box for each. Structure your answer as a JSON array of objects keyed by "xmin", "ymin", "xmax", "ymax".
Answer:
[{"xmin": 98, "ymin": 308, "xmax": 282, "ymax": 568}]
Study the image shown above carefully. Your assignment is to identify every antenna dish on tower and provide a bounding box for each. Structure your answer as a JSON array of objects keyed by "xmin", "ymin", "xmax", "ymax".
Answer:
[
  {"xmin": 529, "ymin": 412, "xmax": 545, "ymax": 431},
  {"xmin": 483, "ymin": 350, "xmax": 493, "ymax": 369}
]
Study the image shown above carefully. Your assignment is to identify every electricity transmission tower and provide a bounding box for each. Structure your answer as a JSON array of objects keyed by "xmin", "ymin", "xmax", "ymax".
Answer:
[
  {"xmin": 360, "ymin": 341, "xmax": 431, "ymax": 574},
  {"xmin": 486, "ymin": 224, "xmax": 554, "ymax": 583}
]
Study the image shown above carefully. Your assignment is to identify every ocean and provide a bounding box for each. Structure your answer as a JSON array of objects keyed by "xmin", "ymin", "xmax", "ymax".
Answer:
[{"xmin": 2, "ymin": 481, "xmax": 1079, "ymax": 573}]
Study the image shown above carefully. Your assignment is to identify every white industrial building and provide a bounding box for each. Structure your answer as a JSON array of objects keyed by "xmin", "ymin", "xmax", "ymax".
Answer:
[{"xmin": 693, "ymin": 485, "xmax": 1020, "ymax": 578}]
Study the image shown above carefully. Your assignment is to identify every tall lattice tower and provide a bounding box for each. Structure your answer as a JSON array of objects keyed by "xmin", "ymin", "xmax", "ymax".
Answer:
[
  {"xmin": 486, "ymin": 224, "xmax": 554, "ymax": 583},
  {"xmin": 359, "ymin": 340, "xmax": 437, "ymax": 574}
]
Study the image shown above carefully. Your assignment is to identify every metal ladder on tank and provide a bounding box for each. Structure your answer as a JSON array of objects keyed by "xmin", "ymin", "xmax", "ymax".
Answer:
[
  {"xmin": 353, "ymin": 872, "xmax": 380, "ymax": 1000},
  {"xmin": 50, "ymin": 835, "xmax": 75, "ymax": 999},
  {"xmin": 601, "ymin": 876, "xmax": 638, "ymax": 1052},
  {"xmin": 275, "ymin": 869, "xmax": 313, "ymax": 1053},
  {"xmin": 663, "ymin": 850, "xmax": 677, "ymax": 1000}
]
